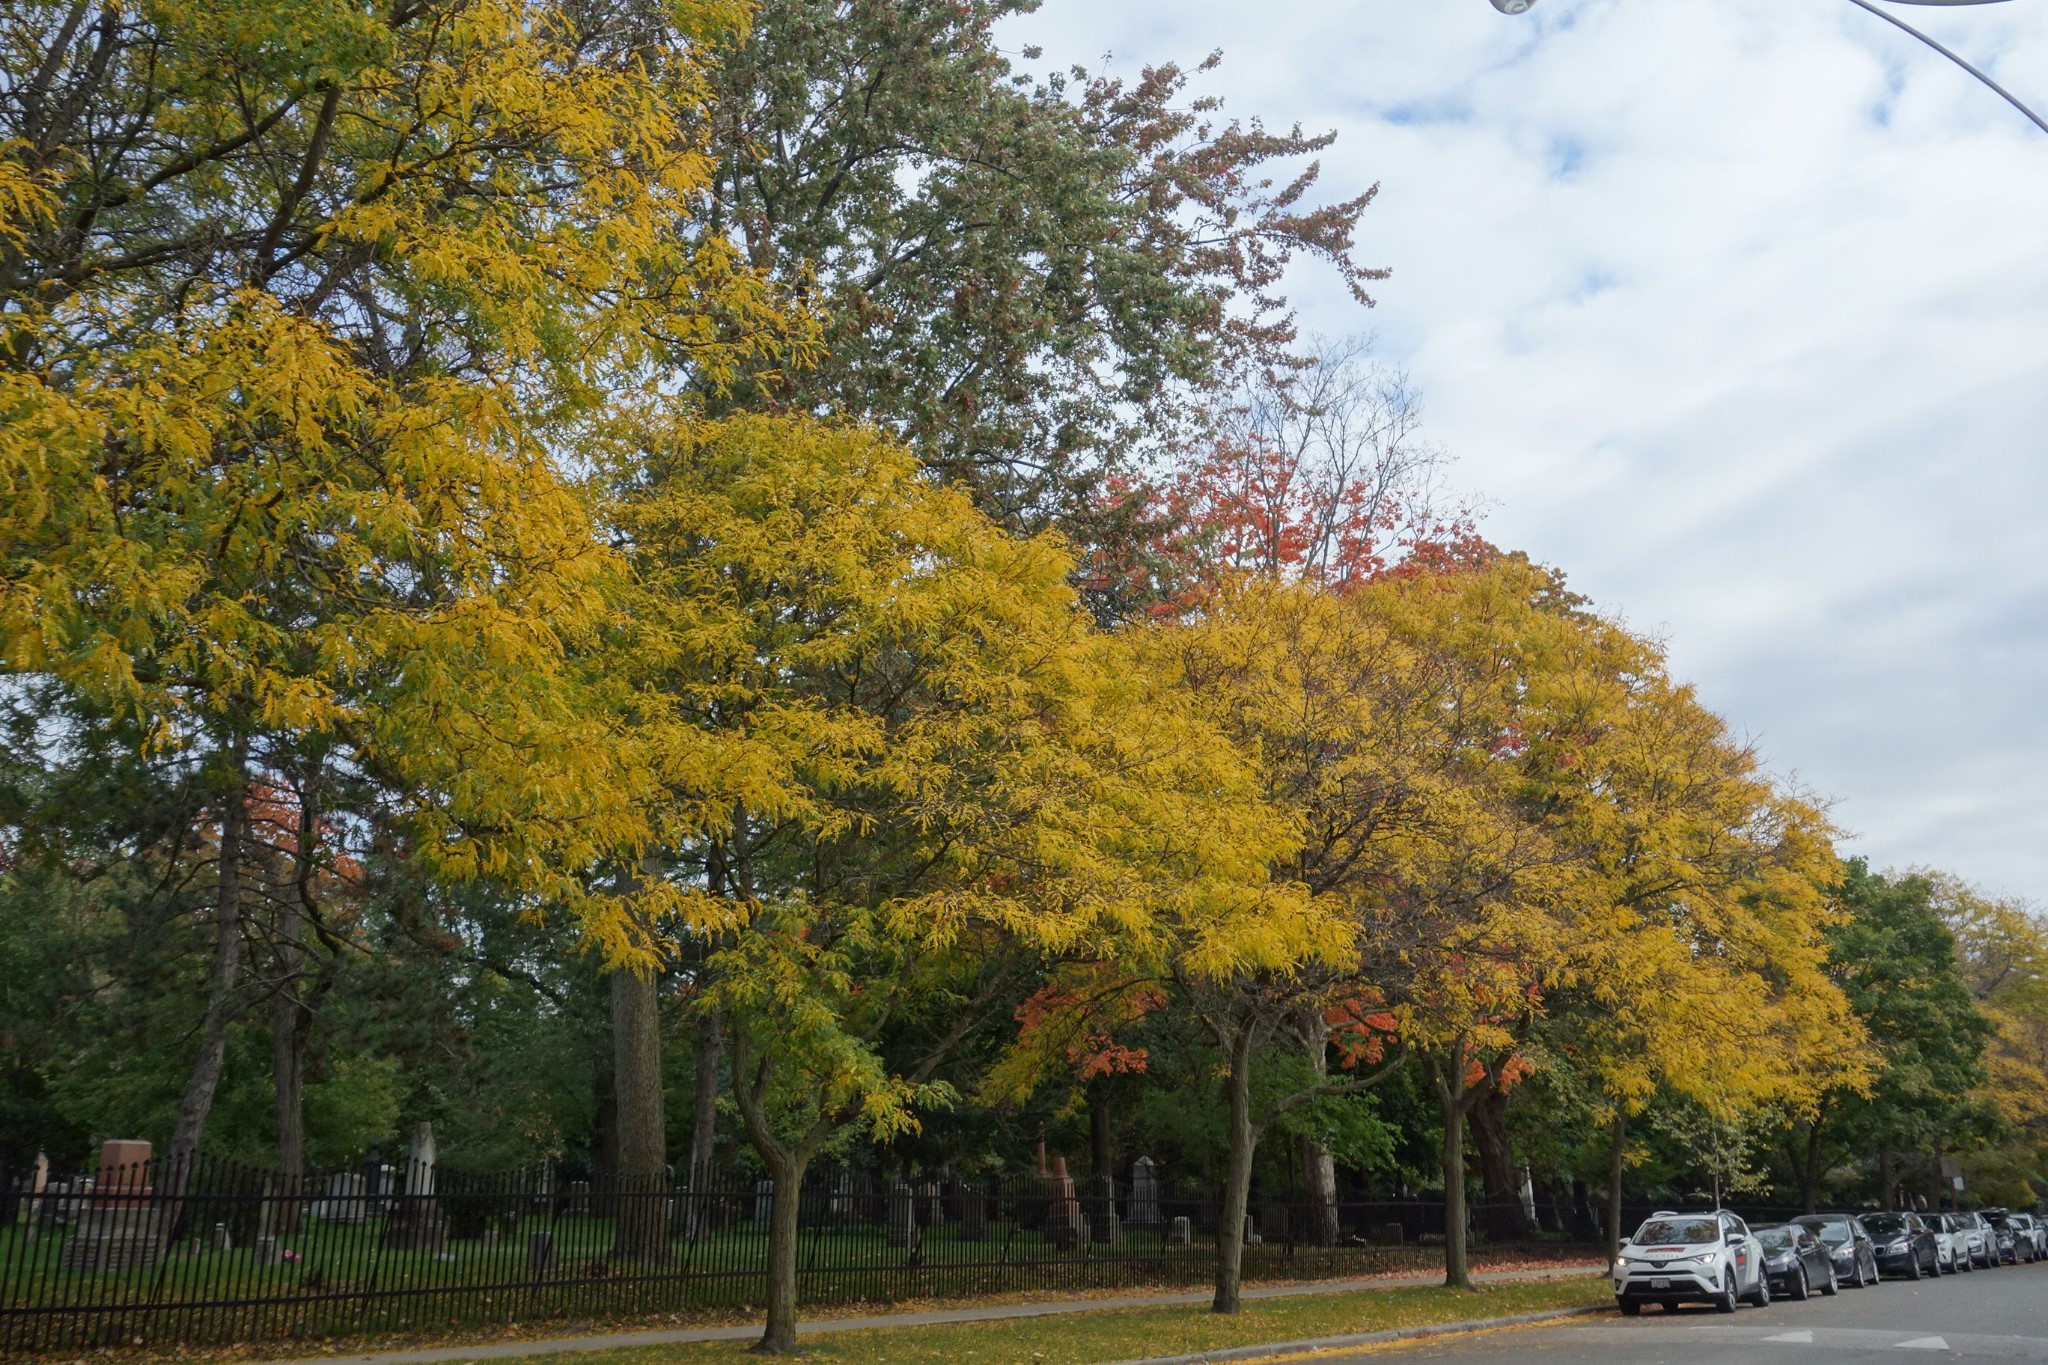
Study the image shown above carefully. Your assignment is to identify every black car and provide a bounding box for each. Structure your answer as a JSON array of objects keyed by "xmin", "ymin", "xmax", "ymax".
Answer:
[
  {"xmin": 1754, "ymin": 1223, "xmax": 1840, "ymax": 1299},
  {"xmin": 1794, "ymin": 1213, "xmax": 1882, "ymax": 1288},
  {"xmin": 1859, "ymin": 1211, "xmax": 1941, "ymax": 1280}
]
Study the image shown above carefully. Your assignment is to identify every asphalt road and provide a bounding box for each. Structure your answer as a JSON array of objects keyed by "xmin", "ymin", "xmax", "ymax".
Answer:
[{"xmin": 1362, "ymin": 1260, "xmax": 2048, "ymax": 1362}]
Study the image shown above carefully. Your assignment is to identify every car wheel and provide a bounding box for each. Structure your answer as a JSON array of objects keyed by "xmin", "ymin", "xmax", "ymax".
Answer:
[
  {"xmin": 1907, "ymin": 1251, "xmax": 1923, "ymax": 1280},
  {"xmin": 1821, "ymin": 1263, "xmax": 1839, "ymax": 1296},
  {"xmin": 1716, "ymin": 1271, "xmax": 1739, "ymax": 1313},
  {"xmin": 1619, "ymin": 1299, "xmax": 1641, "ymax": 1316},
  {"xmin": 1749, "ymin": 1267, "xmax": 1772, "ymax": 1307},
  {"xmin": 1792, "ymin": 1266, "xmax": 1810, "ymax": 1301}
]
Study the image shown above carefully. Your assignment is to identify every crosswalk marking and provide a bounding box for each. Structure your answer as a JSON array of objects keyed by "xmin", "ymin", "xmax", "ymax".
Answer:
[
  {"xmin": 1763, "ymin": 1330, "xmax": 1815, "ymax": 1343},
  {"xmin": 1895, "ymin": 1338, "xmax": 1951, "ymax": 1351}
]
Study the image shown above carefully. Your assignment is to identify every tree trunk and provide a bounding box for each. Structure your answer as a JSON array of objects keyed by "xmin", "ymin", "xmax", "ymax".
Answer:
[
  {"xmin": 1880, "ymin": 1147, "xmax": 1896, "ymax": 1213},
  {"xmin": 611, "ymin": 964, "xmax": 668, "ymax": 1262},
  {"xmin": 1298, "ymin": 1012, "xmax": 1340, "ymax": 1248},
  {"xmin": 1089, "ymin": 1081, "xmax": 1113, "ymax": 1183},
  {"xmin": 269, "ymin": 886, "xmax": 307, "ymax": 1233},
  {"xmin": 1469, "ymin": 1086, "xmax": 1525, "ymax": 1242},
  {"xmin": 1606, "ymin": 1110, "xmax": 1627, "ymax": 1269},
  {"xmin": 755, "ymin": 1146, "xmax": 810, "ymax": 1354},
  {"xmin": 169, "ymin": 769, "xmax": 248, "ymax": 1189},
  {"xmin": 1212, "ymin": 1024, "xmax": 1257, "ymax": 1314},
  {"xmin": 1440, "ymin": 1087, "xmax": 1471, "ymax": 1289},
  {"xmin": 684, "ymin": 1006, "xmax": 722, "ymax": 1239}
]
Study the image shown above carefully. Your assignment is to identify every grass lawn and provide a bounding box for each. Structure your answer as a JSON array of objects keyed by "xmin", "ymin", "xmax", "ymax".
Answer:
[{"xmin": 447, "ymin": 1276, "xmax": 1611, "ymax": 1365}]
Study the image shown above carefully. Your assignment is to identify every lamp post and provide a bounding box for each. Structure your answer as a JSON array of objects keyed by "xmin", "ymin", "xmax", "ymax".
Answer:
[{"xmin": 1487, "ymin": 0, "xmax": 2048, "ymax": 137}]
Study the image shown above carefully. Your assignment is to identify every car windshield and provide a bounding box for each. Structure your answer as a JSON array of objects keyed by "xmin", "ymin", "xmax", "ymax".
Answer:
[
  {"xmin": 1755, "ymin": 1226, "xmax": 1795, "ymax": 1249},
  {"xmin": 1862, "ymin": 1215, "xmax": 1908, "ymax": 1235},
  {"xmin": 1797, "ymin": 1217, "xmax": 1852, "ymax": 1244},
  {"xmin": 1633, "ymin": 1218, "xmax": 1719, "ymax": 1246}
]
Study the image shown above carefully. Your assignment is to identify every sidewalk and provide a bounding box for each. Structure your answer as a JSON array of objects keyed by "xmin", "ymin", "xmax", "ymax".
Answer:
[{"xmin": 253, "ymin": 1264, "xmax": 1604, "ymax": 1365}]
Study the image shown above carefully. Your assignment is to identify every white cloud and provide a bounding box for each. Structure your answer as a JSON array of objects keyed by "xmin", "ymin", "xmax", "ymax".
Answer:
[{"xmin": 1005, "ymin": 0, "xmax": 2048, "ymax": 898}]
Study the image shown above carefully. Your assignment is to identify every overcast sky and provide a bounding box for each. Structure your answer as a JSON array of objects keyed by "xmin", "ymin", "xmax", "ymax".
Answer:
[{"xmin": 1002, "ymin": 0, "xmax": 2048, "ymax": 901}]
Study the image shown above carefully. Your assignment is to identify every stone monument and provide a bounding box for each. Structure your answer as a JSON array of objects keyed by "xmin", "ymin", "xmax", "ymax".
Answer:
[
  {"xmin": 1127, "ymin": 1156, "xmax": 1161, "ymax": 1228},
  {"xmin": 1038, "ymin": 1148, "xmax": 1083, "ymax": 1250},
  {"xmin": 885, "ymin": 1181, "xmax": 919, "ymax": 1250},
  {"xmin": 381, "ymin": 1122, "xmax": 445, "ymax": 1252},
  {"xmin": 63, "ymin": 1139, "xmax": 163, "ymax": 1271}
]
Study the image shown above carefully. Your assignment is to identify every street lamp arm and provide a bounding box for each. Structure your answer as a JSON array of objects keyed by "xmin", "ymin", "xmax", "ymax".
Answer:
[{"xmin": 1842, "ymin": 0, "xmax": 2048, "ymax": 136}]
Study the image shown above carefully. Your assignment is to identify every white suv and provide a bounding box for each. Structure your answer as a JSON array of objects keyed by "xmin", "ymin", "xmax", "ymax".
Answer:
[{"xmin": 1615, "ymin": 1210, "xmax": 1771, "ymax": 1315}]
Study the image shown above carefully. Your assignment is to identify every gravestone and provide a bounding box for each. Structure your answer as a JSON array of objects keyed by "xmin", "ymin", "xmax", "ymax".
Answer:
[
  {"xmin": 212, "ymin": 1222, "xmax": 233, "ymax": 1253},
  {"xmin": 527, "ymin": 1230, "xmax": 557, "ymax": 1274},
  {"xmin": 64, "ymin": 1139, "xmax": 163, "ymax": 1271},
  {"xmin": 22, "ymin": 1152, "xmax": 48, "ymax": 1241},
  {"xmin": 1127, "ymin": 1157, "xmax": 1161, "ymax": 1228},
  {"xmin": 753, "ymin": 1178, "xmax": 774, "ymax": 1230},
  {"xmin": 1042, "ymin": 1155, "xmax": 1083, "ymax": 1250},
  {"xmin": 956, "ymin": 1180, "xmax": 988, "ymax": 1242},
  {"xmin": 566, "ymin": 1180, "xmax": 591, "ymax": 1216},
  {"xmin": 1242, "ymin": 1215, "xmax": 1262, "ymax": 1247},
  {"xmin": 1376, "ymin": 1221, "xmax": 1404, "ymax": 1246},
  {"xmin": 885, "ymin": 1181, "xmax": 919, "ymax": 1250},
  {"xmin": 320, "ymin": 1172, "xmax": 368, "ymax": 1223},
  {"xmin": 382, "ymin": 1122, "xmax": 445, "ymax": 1252},
  {"xmin": 918, "ymin": 1181, "xmax": 944, "ymax": 1229},
  {"xmin": 255, "ymin": 1234, "xmax": 282, "ymax": 1265},
  {"xmin": 1167, "ymin": 1215, "xmax": 1193, "ymax": 1246},
  {"xmin": 1259, "ymin": 1202, "xmax": 1289, "ymax": 1244}
]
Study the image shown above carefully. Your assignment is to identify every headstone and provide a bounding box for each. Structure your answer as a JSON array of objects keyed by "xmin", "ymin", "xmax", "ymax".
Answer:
[
  {"xmin": 22, "ymin": 1153, "xmax": 48, "ymax": 1241},
  {"xmin": 1260, "ymin": 1202, "xmax": 1289, "ymax": 1243},
  {"xmin": 1042, "ymin": 1155, "xmax": 1082, "ymax": 1250},
  {"xmin": 527, "ymin": 1230, "xmax": 557, "ymax": 1274},
  {"xmin": 1167, "ymin": 1215, "xmax": 1193, "ymax": 1246},
  {"xmin": 754, "ymin": 1177, "xmax": 774, "ymax": 1230},
  {"xmin": 1376, "ymin": 1221, "xmax": 1404, "ymax": 1246},
  {"xmin": 956, "ymin": 1180, "xmax": 988, "ymax": 1242},
  {"xmin": 382, "ymin": 1122, "xmax": 445, "ymax": 1252},
  {"xmin": 213, "ymin": 1222, "xmax": 234, "ymax": 1253},
  {"xmin": 255, "ymin": 1234, "xmax": 281, "ymax": 1265},
  {"xmin": 1242, "ymin": 1214, "xmax": 1263, "ymax": 1246},
  {"xmin": 1128, "ymin": 1157, "xmax": 1161, "ymax": 1228},
  {"xmin": 918, "ymin": 1181, "xmax": 944, "ymax": 1229},
  {"xmin": 362, "ymin": 1149, "xmax": 386, "ymax": 1217},
  {"xmin": 886, "ymin": 1181, "xmax": 919, "ymax": 1250},
  {"xmin": 566, "ymin": 1180, "xmax": 591, "ymax": 1216},
  {"xmin": 64, "ymin": 1139, "xmax": 163, "ymax": 1271},
  {"xmin": 321, "ymin": 1172, "xmax": 368, "ymax": 1223}
]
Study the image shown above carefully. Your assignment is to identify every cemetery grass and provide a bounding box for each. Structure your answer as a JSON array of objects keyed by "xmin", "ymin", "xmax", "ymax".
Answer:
[{"xmin": 437, "ymin": 1277, "xmax": 1610, "ymax": 1365}]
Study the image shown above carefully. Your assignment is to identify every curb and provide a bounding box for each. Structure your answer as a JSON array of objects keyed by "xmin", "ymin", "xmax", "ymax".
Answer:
[{"xmin": 1107, "ymin": 1304, "xmax": 1613, "ymax": 1365}]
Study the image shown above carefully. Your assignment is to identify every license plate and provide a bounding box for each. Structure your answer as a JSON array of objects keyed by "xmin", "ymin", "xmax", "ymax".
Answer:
[{"xmin": 1651, "ymin": 1278, "xmax": 1671, "ymax": 1289}]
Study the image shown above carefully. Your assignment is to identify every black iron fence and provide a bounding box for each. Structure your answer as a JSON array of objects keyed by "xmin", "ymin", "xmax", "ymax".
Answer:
[{"xmin": 0, "ymin": 1155, "xmax": 1600, "ymax": 1352}]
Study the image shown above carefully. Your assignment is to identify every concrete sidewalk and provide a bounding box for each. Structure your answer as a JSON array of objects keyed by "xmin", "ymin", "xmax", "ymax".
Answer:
[{"xmin": 253, "ymin": 1264, "xmax": 1603, "ymax": 1365}]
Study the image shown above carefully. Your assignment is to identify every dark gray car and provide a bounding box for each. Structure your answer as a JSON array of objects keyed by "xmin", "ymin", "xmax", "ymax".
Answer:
[
  {"xmin": 1754, "ymin": 1223, "xmax": 1840, "ymax": 1299},
  {"xmin": 1794, "ymin": 1213, "xmax": 1882, "ymax": 1287},
  {"xmin": 1859, "ymin": 1211, "xmax": 1941, "ymax": 1280}
]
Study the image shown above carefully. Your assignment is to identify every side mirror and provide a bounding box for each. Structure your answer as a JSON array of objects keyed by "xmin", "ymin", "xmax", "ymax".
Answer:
[{"xmin": 1617, "ymin": 1237, "xmax": 1631, "ymax": 1248}]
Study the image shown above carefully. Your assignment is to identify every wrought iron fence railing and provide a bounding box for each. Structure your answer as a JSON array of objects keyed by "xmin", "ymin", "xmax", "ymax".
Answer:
[{"xmin": 0, "ymin": 1155, "xmax": 1602, "ymax": 1352}]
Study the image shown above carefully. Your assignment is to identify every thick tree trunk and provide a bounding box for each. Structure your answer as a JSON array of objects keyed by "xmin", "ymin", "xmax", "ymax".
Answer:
[
  {"xmin": 1606, "ymin": 1110, "xmax": 1627, "ymax": 1268},
  {"xmin": 1212, "ymin": 1025, "xmax": 1257, "ymax": 1314},
  {"xmin": 1879, "ymin": 1148, "xmax": 1896, "ymax": 1212},
  {"xmin": 1469, "ymin": 1086, "xmax": 1525, "ymax": 1242},
  {"xmin": 611, "ymin": 965, "xmax": 668, "ymax": 1262},
  {"xmin": 1090, "ymin": 1082, "xmax": 1113, "ymax": 1183},
  {"xmin": 755, "ymin": 1147, "xmax": 809, "ymax": 1354},
  {"xmin": 169, "ymin": 772, "xmax": 248, "ymax": 1188}
]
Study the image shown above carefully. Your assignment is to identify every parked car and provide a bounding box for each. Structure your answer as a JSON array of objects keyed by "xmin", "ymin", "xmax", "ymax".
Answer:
[
  {"xmin": 1928, "ymin": 1216, "xmax": 1964, "ymax": 1273},
  {"xmin": 1753, "ymin": 1223, "xmax": 1840, "ymax": 1300},
  {"xmin": 1793, "ymin": 1213, "xmax": 1882, "ymax": 1287},
  {"xmin": 1859, "ymin": 1211, "xmax": 1941, "ymax": 1280},
  {"xmin": 1936, "ymin": 1213, "xmax": 1983, "ymax": 1271},
  {"xmin": 1615, "ymin": 1210, "xmax": 1772, "ymax": 1314},
  {"xmin": 1981, "ymin": 1208, "xmax": 2023, "ymax": 1264},
  {"xmin": 1953, "ymin": 1211, "xmax": 1999, "ymax": 1268},
  {"xmin": 2008, "ymin": 1212, "xmax": 2048, "ymax": 1261}
]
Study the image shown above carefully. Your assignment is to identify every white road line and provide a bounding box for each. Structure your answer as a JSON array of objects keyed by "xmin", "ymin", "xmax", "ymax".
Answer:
[
  {"xmin": 1764, "ymin": 1331, "xmax": 1816, "ymax": 1343},
  {"xmin": 1895, "ymin": 1338, "xmax": 1951, "ymax": 1351}
]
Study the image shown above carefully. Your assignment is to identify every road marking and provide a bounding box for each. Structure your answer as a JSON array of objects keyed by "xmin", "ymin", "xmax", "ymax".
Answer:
[
  {"xmin": 1895, "ymin": 1338, "xmax": 1951, "ymax": 1351},
  {"xmin": 1764, "ymin": 1331, "xmax": 1815, "ymax": 1343}
]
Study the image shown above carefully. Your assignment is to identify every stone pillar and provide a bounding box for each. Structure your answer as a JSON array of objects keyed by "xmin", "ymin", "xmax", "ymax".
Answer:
[
  {"xmin": 1043, "ymin": 1156, "xmax": 1082, "ymax": 1250},
  {"xmin": 956, "ymin": 1179, "xmax": 988, "ymax": 1242},
  {"xmin": 886, "ymin": 1182, "xmax": 920, "ymax": 1249},
  {"xmin": 382, "ymin": 1122, "xmax": 445, "ymax": 1252},
  {"xmin": 1128, "ymin": 1156, "xmax": 1161, "ymax": 1228}
]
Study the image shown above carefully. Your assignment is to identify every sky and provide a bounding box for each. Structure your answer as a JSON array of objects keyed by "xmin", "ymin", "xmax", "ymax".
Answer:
[{"xmin": 1000, "ymin": 0, "xmax": 2048, "ymax": 902}]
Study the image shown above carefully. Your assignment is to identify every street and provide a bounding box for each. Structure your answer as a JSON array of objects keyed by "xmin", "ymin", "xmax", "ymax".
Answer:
[{"xmin": 1366, "ymin": 1263, "xmax": 2048, "ymax": 1361}]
